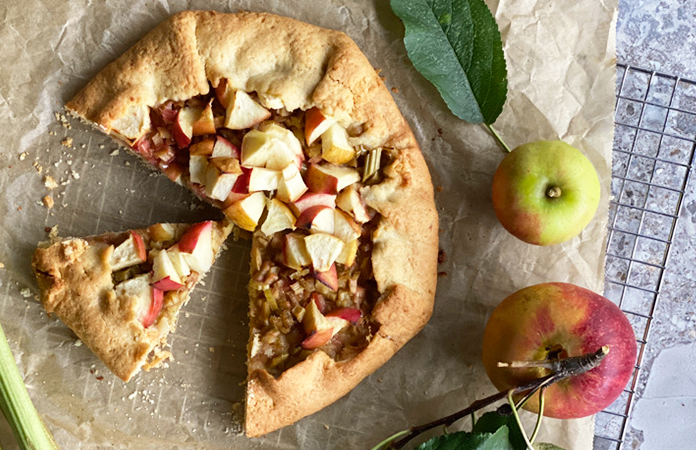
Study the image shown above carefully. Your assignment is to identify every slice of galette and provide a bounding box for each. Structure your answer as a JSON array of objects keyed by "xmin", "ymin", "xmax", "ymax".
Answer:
[{"xmin": 32, "ymin": 220, "xmax": 232, "ymax": 381}]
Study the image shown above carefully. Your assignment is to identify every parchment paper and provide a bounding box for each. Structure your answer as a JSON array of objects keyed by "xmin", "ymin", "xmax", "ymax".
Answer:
[{"xmin": 0, "ymin": 1, "xmax": 617, "ymax": 449}]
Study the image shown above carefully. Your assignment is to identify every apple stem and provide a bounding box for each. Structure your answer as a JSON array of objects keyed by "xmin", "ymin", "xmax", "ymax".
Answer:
[
  {"xmin": 508, "ymin": 390, "xmax": 536, "ymax": 450},
  {"xmin": 381, "ymin": 346, "xmax": 609, "ymax": 450},
  {"xmin": 484, "ymin": 123, "xmax": 512, "ymax": 153}
]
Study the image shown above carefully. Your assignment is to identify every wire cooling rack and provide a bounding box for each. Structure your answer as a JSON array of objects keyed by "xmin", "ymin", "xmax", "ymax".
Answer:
[{"xmin": 593, "ymin": 65, "xmax": 696, "ymax": 449}]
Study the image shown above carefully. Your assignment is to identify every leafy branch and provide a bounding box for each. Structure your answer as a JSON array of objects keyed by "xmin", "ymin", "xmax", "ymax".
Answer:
[{"xmin": 372, "ymin": 347, "xmax": 609, "ymax": 450}]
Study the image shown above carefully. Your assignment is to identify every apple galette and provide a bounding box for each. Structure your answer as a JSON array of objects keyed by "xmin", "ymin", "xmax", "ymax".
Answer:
[
  {"xmin": 32, "ymin": 220, "xmax": 232, "ymax": 382},
  {"xmin": 64, "ymin": 10, "xmax": 438, "ymax": 436}
]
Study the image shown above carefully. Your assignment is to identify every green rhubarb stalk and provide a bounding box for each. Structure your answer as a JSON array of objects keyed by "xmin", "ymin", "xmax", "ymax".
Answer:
[{"xmin": 0, "ymin": 323, "xmax": 59, "ymax": 450}]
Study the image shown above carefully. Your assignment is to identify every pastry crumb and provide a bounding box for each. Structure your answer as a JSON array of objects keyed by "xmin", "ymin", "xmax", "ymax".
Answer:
[
  {"xmin": 47, "ymin": 225, "xmax": 59, "ymax": 241},
  {"xmin": 391, "ymin": 87, "xmax": 399, "ymax": 94},
  {"xmin": 18, "ymin": 152, "xmax": 27, "ymax": 161},
  {"xmin": 209, "ymin": 347, "xmax": 215, "ymax": 353},
  {"xmin": 0, "ymin": 263, "xmax": 5, "ymax": 269},
  {"xmin": 20, "ymin": 288, "xmax": 32, "ymax": 298},
  {"xmin": 74, "ymin": 339, "xmax": 83, "ymax": 347},
  {"xmin": 33, "ymin": 161, "xmax": 43, "ymax": 173},
  {"xmin": 42, "ymin": 195, "xmax": 54, "ymax": 209},
  {"xmin": 110, "ymin": 149, "xmax": 119, "ymax": 156},
  {"xmin": 44, "ymin": 175, "xmax": 58, "ymax": 190},
  {"xmin": 61, "ymin": 137, "xmax": 73, "ymax": 148}
]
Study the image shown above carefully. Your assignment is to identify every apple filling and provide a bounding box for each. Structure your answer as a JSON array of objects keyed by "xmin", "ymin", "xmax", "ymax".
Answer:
[
  {"xmin": 124, "ymin": 81, "xmax": 392, "ymax": 377},
  {"xmin": 96, "ymin": 222, "xmax": 218, "ymax": 328}
]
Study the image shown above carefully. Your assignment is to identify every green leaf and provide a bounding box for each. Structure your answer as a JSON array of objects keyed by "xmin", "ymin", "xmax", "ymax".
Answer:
[
  {"xmin": 416, "ymin": 427, "xmax": 514, "ymax": 450},
  {"xmin": 472, "ymin": 411, "xmax": 526, "ymax": 450},
  {"xmin": 391, "ymin": 0, "xmax": 507, "ymax": 125}
]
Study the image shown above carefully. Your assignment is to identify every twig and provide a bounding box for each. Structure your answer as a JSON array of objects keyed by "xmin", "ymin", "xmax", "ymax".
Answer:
[{"xmin": 386, "ymin": 346, "xmax": 608, "ymax": 449}]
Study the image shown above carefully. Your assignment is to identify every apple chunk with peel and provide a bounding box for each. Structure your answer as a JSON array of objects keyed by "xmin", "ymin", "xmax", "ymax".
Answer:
[
  {"xmin": 335, "ymin": 239, "xmax": 358, "ymax": 267},
  {"xmin": 115, "ymin": 274, "xmax": 163, "ymax": 328},
  {"xmin": 306, "ymin": 164, "xmax": 360, "ymax": 195},
  {"xmin": 110, "ymin": 231, "xmax": 147, "ymax": 271},
  {"xmin": 321, "ymin": 122, "xmax": 355, "ymax": 164},
  {"xmin": 173, "ymin": 106, "xmax": 198, "ymax": 149},
  {"xmin": 224, "ymin": 191, "xmax": 266, "ymax": 232},
  {"xmin": 315, "ymin": 264, "xmax": 338, "ymax": 291},
  {"xmin": 293, "ymin": 192, "xmax": 336, "ymax": 215},
  {"xmin": 178, "ymin": 221, "xmax": 215, "ymax": 273},
  {"xmin": 224, "ymin": 90, "xmax": 271, "ymax": 130},
  {"xmin": 336, "ymin": 186, "xmax": 370, "ymax": 224},
  {"xmin": 283, "ymin": 233, "xmax": 311, "ymax": 270},
  {"xmin": 296, "ymin": 205, "xmax": 334, "ymax": 234},
  {"xmin": 151, "ymin": 249, "xmax": 184, "ymax": 291},
  {"xmin": 261, "ymin": 122, "xmax": 304, "ymax": 168},
  {"xmin": 326, "ymin": 307, "xmax": 362, "ymax": 324},
  {"xmin": 206, "ymin": 157, "xmax": 243, "ymax": 201},
  {"xmin": 276, "ymin": 164, "xmax": 308, "ymax": 203},
  {"xmin": 212, "ymin": 136, "xmax": 239, "ymax": 159},
  {"xmin": 166, "ymin": 245, "xmax": 191, "ymax": 278},
  {"xmin": 192, "ymin": 100, "xmax": 216, "ymax": 136},
  {"xmin": 261, "ymin": 198, "xmax": 296, "ymax": 236},
  {"xmin": 304, "ymin": 107, "xmax": 336, "ymax": 145},
  {"xmin": 304, "ymin": 233, "xmax": 344, "ymax": 272},
  {"xmin": 301, "ymin": 299, "xmax": 348, "ymax": 349},
  {"xmin": 333, "ymin": 210, "xmax": 361, "ymax": 242}
]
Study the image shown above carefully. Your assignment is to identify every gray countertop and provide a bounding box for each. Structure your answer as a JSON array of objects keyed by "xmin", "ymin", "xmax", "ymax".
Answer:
[{"xmin": 608, "ymin": 1, "xmax": 696, "ymax": 449}]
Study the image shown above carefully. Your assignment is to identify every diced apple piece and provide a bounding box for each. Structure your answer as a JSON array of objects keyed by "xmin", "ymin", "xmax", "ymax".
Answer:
[
  {"xmin": 173, "ymin": 107, "xmax": 198, "ymax": 148},
  {"xmin": 189, "ymin": 155, "xmax": 208, "ymax": 185},
  {"xmin": 192, "ymin": 100, "xmax": 216, "ymax": 136},
  {"xmin": 276, "ymin": 164, "xmax": 308, "ymax": 203},
  {"xmin": 212, "ymin": 136, "xmax": 239, "ymax": 159},
  {"xmin": 248, "ymin": 167, "xmax": 282, "ymax": 192},
  {"xmin": 261, "ymin": 122, "xmax": 304, "ymax": 167},
  {"xmin": 333, "ymin": 210, "xmax": 361, "ymax": 242},
  {"xmin": 148, "ymin": 223, "xmax": 176, "ymax": 242},
  {"xmin": 215, "ymin": 79, "xmax": 234, "ymax": 109},
  {"xmin": 161, "ymin": 162, "xmax": 185, "ymax": 185},
  {"xmin": 293, "ymin": 192, "xmax": 336, "ymax": 215},
  {"xmin": 167, "ymin": 244, "xmax": 191, "ymax": 278},
  {"xmin": 179, "ymin": 221, "xmax": 215, "ymax": 273},
  {"xmin": 189, "ymin": 138, "xmax": 215, "ymax": 156},
  {"xmin": 261, "ymin": 198, "xmax": 296, "ymax": 236},
  {"xmin": 305, "ymin": 164, "xmax": 338, "ymax": 194},
  {"xmin": 142, "ymin": 287, "xmax": 164, "ymax": 328},
  {"xmin": 335, "ymin": 239, "xmax": 358, "ymax": 267},
  {"xmin": 321, "ymin": 122, "xmax": 355, "ymax": 164},
  {"xmin": 115, "ymin": 274, "xmax": 162, "ymax": 328},
  {"xmin": 313, "ymin": 164, "xmax": 361, "ymax": 192},
  {"xmin": 315, "ymin": 264, "xmax": 338, "ymax": 291},
  {"xmin": 152, "ymin": 249, "xmax": 184, "ymax": 291},
  {"xmin": 154, "ymin": 146, "xmax": 175, "ymax": 163},
  {"xmin": 110, "ymin": 231, "xmax": 147, "ymax": 271},
  {"xmin": 304, "ymin": 233, "xmax": 344, "ymax": 272},
  {"xmin": 283, "ymin": 233, "xmax": 311, "ymax": 270},
  {"xmin": 302, "ymin": 298, "xmax": 330, "ymax": 334},
  {"xmin": 224, "ymin": 90, "xmax": 271, "ymax": 130},
  {"xmin": 205, "ymin": 157, "xmax": 243, "ymax": 201},
  {"xmin": 301, "ymin": 328, "xmax": 334, "ymax": 349},
  {"xmin": 296, "ymin": 205, "xmax": 334, "ymax": 234},
  {"xmin": 326, "ymin": 307, "xmax": 362, "ymax": 324},
  {"xmin": 336, "ymin": 186, "xmax": 370, "ymax": 224},
  {"xmin": 304, "ymin": 107, "xmax": 336, "ymax": 145},
  {"xmin": 223, "ymin": 191, "xmax": 266, "ymax": 232}
]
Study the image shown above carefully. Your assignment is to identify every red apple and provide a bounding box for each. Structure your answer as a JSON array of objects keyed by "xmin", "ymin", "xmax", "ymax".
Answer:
[
  {"xmin": 160, "ymin": 162, "xmax": 185, "ymax": 185},
  {"xmin": 296, "ymin": 205, "xmax": 334, "ymax": 234},
  {"xmin": 192, "ymin": 100, "xmax": 216, "ymax": 136},
  {"xmin": 109, "ymin": 231, "xmax": 147, "ymax": 271},
  {"xmin": 293, "ymin": 192, "xmax": 336, "ymax": 214},
  {"xmin": 335, "ymin": 186, "xmax": 370, "ymax": 224},
  {"xmin": 178, "ymin": 221, "xmax": 215, "ymax": 273},
  {"xmin": 212, "ymin": 135, "xmax": 239, "ymax": 159},
  {"xmin": 304, "ymin": 107, "xmax": 336, "ymax": 145},
  {"xmin": 326, "ymin": 307, "xmax": 361, "ymax": 324},
  {"xmin": 151, "ymin": 249, "xmax": 184, "ymax": 291},
  {"xmin": 482, "ymin": 282, "xmax": 637, "ymax": 419},
  {"xmin": 491, "ymin": 141, "xmax": 601, "ymax": 246},
  {"xmin": 301, "ymin": 328, "xmax": 334, "ymax": 349},
  {"xmin": 173, "ymin": 107, "xmax": 197, "ymax": 148}
]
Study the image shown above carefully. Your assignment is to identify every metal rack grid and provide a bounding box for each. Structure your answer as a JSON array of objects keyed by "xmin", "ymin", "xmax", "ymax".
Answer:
[{"xmin": 593, "ymin": 65, "xmax": 696, "ymax": 449}]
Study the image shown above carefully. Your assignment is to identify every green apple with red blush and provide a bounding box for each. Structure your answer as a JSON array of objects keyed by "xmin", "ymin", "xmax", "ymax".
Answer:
[
  {"xmin": 482, "ymin": 282, "xmax": 637, "ymax": 419},
  {"xmin": 491, "ymin": 140, "xmax": 601, "ymax": 246}
]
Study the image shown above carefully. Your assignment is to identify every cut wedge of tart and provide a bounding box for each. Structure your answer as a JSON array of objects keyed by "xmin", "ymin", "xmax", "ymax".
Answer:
[
  {"xmin": 64, "ymin": 10, "xmax": 439, "ymax": 437},
  {"xmin": 32, "ymin": 220, "xmax": 232, "ymax": 382}
]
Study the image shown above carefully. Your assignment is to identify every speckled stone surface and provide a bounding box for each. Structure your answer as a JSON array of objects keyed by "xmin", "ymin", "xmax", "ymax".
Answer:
[{"xmin": 608, "ymin": 1, "xmax": 696, "ymax": 449}]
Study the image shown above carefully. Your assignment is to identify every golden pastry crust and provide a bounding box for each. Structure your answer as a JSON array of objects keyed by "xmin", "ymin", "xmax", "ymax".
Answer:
[
  {"xmin": 66, "ymin": 10, "xmax": 438, "ymax": 437},
  {"xmin": 32, "ymin": 222, "xmax": 232, "ymax": 381}
]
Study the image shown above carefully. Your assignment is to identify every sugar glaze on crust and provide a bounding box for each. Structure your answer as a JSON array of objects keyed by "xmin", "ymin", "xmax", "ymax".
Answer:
[{"xmin": 65, "ymin": 10, "xmax": 438, "ymax": 437}]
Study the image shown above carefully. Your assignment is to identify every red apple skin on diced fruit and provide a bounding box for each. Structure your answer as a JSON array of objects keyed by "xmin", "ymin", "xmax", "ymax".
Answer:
[
  {"xmin": 311, "ymin": 292, "xmax": 326, "ymax": 313},
  {"xmin": 301, "ymin": 328, "xmax": 334, "ymax": 349},
  {"xmin": 131, "ymin": 231, "xmax": 147, "ymax": 261},
  {"xmin": 336, "ymin": 187, "xmax": 370, "ymax": 224},
  {"xmin": 151, "ymin": 249, "xmax": 184, "ymax": 291},
  {"xmin": 192, "ymin": 101, "xmax": 216, "ymax": 136},
  {"xmin": 306, "ymin": 164, "xmax": 339, "ymax": 195},
  {"xmin": 223, "ymin": 191, "xmax": 266, "ymax": 232},
  {"xmin": 212, "ymin": 136, "xmax": 239, "ymax": 159},
  {"xmin": 142, "ymin": 287, "xmax": 164, "ymax": 328},
  {"xmin": 296, "ymin": 205, "xmax": 334, "ymax": 234},
  {"xmin": 152, "ymin": 276, "xmax": 184, "ymax": 291},
  {"xmin": 179, "ymin": 221, "xmax": 212, "ymax": 253},
  {"xmin": 304, "ymin": 107, "xmax": 336, "ymax": 145},
  {"xmin": 315, "ymin": 264, "xmax": 338, "ymax": 291},
  {"xmin": 326, "ymin": 307, "xmax": 361, "ymax": 324},
  {"xmin": 173, "ymin": 107, "xmax": 197, "ymax": 149},
  {"xmin": 293, "ymin": 192, "xmax": 336, "ymax": 215}
]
